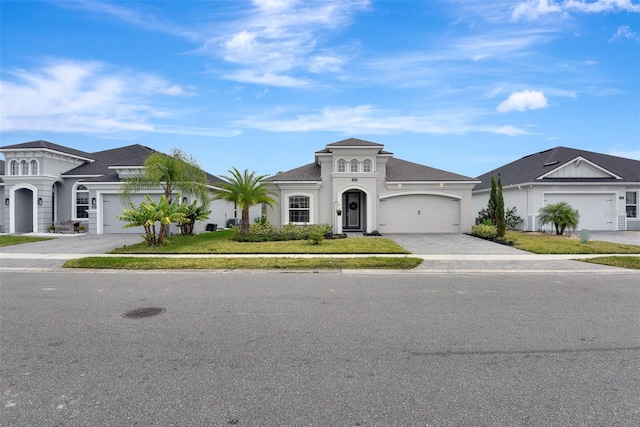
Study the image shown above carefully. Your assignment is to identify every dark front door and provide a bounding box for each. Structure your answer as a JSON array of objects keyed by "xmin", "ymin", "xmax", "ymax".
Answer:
[{"xmin": 343, "ymin": 192, "xmax": 361, "ymax": 230}]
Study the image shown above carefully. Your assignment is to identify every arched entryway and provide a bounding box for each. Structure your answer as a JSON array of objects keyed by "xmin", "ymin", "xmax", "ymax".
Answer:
[
  {"xmin": 341, "ymin": 189, "xmax": 368, "ymax": 232},
  {"xmin": 12, "ymin": 187, "xmax": 35, "ymax": 233}
]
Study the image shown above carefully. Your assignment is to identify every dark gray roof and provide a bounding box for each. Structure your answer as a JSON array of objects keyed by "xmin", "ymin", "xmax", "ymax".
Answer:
[
  {"xmin": 0, "ymin": 140, "xmax": 94, "ymax": 160},
  {"xmin": 263, "ymin": 163, "xmax": 321, "ymax": 182},
  {"xmin": 63, "ymin": 144, "xmax": 226, "ymax": 185},
  {"xmin": 327, "ymin": 138, "xmax": 384, "ymax": 147},
  {"xmin": 475, "ymin": 146, "xmax": 640, "ymax": 191},
  {"xmin": 264, "ymin": 157, "xmax": 474, "ymax": 182},
  {"xmin": 63, "ymin": 144, "xmax": 157, "ymax": 176},
  {"xmin": 386, "ymin": 158, "xmax": 475, "ymax": 181}
]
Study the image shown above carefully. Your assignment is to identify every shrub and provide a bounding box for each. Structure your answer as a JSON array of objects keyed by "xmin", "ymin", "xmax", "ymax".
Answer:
[
  {"xmin": 472, "ymin": 224, "xmax": 498, "ymax": 239},
  {"xmin": 308, "ymin": 231, "xmax": 324, "ymax": 245}
]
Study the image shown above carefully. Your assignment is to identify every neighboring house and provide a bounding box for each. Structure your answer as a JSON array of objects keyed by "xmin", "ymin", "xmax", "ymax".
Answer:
[
  {"xmin": 263, "ymin": 138, "xmax": 479, "ymax": 234},
  {"xmin": 0, "ymin": 140, "xmax": 255, "ymax": 234},
  {"xmin": 472, "ymin": 146, "xmax": 640, "ymax": 232}
]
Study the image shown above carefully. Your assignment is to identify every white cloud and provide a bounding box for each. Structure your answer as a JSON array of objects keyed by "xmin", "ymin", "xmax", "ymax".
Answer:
[
  {"xmin": 497, "ymin": 90, "xmax": 549, "ymax": 112},
  {"xmin": 236, "ymin": 105, "xmax": 530, "ymax": 136},
  {"xmin": 208, "ymin": 0, "xmax": 370, "ymax": 86},
  {"xmin": 609, "ymin": 25, "xmax": 640, "ymax": 42},
  {"xmin": 513, "ymin": 0, "xmax": 640, "ymax": 20},
  {"xmin": 0, "ymin": 59, "xmax": 233, "ymax": 137}
]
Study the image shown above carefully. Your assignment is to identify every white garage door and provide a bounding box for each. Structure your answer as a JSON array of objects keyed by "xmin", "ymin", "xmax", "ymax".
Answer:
[
  {"xmin": 102, "ymin": 194, "xmax": 148, "ymax": 234},
  {"xmin": 379, "ymin": 195, "xmax": 461, "ymax": 233},
  {"xmin": 544, "ymin": 193, "xmax": 615, "ymax": 231}
]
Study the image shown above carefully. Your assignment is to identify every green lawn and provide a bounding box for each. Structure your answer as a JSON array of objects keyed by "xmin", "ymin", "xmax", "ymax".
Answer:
[
  {"xmin": 506, "ymin": 231, "xmax": 640, "ymax": 254},
  {"xmin": 110, "ymin": 229, "xmax": 410, "ymax": 254},
  {"xmin": 0, "ymin": 235, "xmax": 53, "ymax": 247},
  {"xmin": 578, "ymin": 256, "xmax": 640, "ymax": 270},
  {"xmin": 64, "ymin": 230, "xmax": 417, "ymax": 270},
  {"xmin": 63, "ymin": 256, "xmax": 423, "ymax": 270}
]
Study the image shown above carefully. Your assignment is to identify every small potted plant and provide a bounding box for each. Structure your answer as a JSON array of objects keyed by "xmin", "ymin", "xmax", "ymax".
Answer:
[{"xmin": 48, "ymin": 224, "xmax": 55, "ymax": 233}]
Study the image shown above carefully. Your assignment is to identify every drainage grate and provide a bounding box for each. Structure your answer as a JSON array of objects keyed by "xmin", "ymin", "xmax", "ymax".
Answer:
[{"xmin": 122, "ymin": 307, "xmax": 166, "ymax": 319}]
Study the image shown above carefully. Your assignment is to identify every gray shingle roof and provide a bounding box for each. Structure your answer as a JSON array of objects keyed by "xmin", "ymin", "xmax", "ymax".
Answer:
[
  {"xmin": 64, "ymin": 144, "xmax": 227, "ymax": 185},
  {"xmin": 327, "ymin": 138, "xmax": 384, "ymax": 147},
  {"xmin": 386, "ymin": 158, "xmax": 475, "ymax": 182},
  {"xmin": 264, "ymin": 157, "xmax": 475, "ymax": 182},
  {"xmin": 474, "ymin": 146, "xmax": 640, "ymax": 191},
  {"xmin": 63, "ymin": 144, "xmax": 157, "ymax": 176},
  {"xmin": 0, "ymin": 141, "xmax": 226, "ymax": 185},
  {"xmin": 0, "ymin": 140, "xmax": 94, "ymax": 160},
  {"xmin": 263, "ymin": 163, "xmax": 321, "ymax": 182}
]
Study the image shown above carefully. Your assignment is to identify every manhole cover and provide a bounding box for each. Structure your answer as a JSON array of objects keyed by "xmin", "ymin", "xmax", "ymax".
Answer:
[{"xmin": 122, "ymin": 307, "xmax": 166, "ymax": 319}]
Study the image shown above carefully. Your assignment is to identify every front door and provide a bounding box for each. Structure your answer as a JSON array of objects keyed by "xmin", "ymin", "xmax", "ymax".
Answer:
[{"xmin": 343, "ymin": 192, "xmax": 361, "ymax": 230}]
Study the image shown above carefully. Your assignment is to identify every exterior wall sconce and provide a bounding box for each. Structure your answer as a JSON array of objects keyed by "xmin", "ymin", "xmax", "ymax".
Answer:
[
  {"xmin": 4, "ymin": 198, "xmax": 9, "ymax": 206},
  {"xmin": 182, "ymin": 197, "xmax": 188, "ymax": 203},
  {"xmin": 335, "ymin": 200, "xmax": 342, "ymax": 216},
  {"xmin": 38, "ymin": 198, "xmax": 43, "ymax": 205},
  {"xmin": 91, "ymin": 198, "xmax": 96, "ymax": 207}
]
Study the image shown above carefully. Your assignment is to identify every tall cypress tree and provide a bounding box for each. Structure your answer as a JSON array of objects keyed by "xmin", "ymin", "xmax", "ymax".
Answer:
[
  {"xmin": 496, "ymin": 174, "xmax": 506, "ymax": 237},
  {"xmin": 488, "ymin": 174, "xmax": 497, "ymax": 225}
]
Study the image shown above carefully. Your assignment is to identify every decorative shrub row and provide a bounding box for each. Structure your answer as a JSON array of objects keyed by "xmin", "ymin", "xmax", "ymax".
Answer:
[{"xmin": 232, "ymin": 222, "xmax": 334, "ymax": 242}]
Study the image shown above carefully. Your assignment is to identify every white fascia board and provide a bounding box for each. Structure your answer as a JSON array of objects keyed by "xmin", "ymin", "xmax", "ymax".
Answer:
[
  {"xmin": 107, "ymin": 166, "xmax": 144, "ymax": 170},
  {"xmin": 388, "ymin": 180, "xmax": 480, "ymax": 185},
  {"xmin": 61, "ymin": 174, "xmax": 103, "ymax": 179},
  {"xmin": 536, "ymin": 156, "xmax": 623, "ymax": 180}
]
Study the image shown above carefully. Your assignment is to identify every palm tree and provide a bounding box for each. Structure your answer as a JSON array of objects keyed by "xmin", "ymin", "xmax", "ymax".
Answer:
[
  {"xmin": 214, "ymin": 167, "xmax": 276, "ymax": 234},
  {"xmin": 537, "ymin": 202, "xmax": 580, "ymax": 235},
  {"xmin": 117, "ymin": 195, "xmax": 185, "ymax": 245},
  {"xmin": 121, "ymin": 148, "xmax": 210, "ymax": 206},
  {"xmin": 179, "ymin": 200, "xmax": 211, "ymax": 235}
]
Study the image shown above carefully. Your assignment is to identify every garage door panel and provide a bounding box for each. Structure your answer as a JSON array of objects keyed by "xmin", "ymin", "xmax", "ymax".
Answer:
[
  {"xmin": 544, "ymin": 193, "xmax": 615, "ymax": 231},
  {"xmin": 379, "ymin": 195, "xmax": 460, "ymax": 233},
  {"xmin": 102, "ymin": 194, "xmax": 148, "ymax": 234}
]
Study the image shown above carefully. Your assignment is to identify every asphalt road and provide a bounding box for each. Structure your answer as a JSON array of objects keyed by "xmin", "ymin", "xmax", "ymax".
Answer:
[{"xmin": 2, "ymin": 270, "xmax": 639, "ymax": 426}]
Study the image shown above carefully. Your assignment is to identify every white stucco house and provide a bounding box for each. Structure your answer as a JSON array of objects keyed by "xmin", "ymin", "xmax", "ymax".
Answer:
[
  {"xmin": 0, "ymin": 140, "xmax": 258, "ymax": 234},
  {"xmin": 263, "ymin": 138, "xmax": 479, "ymax": 234},
  {"xmin": 472, "ymin": 146, "xmax": 640, "ymax": 232}
]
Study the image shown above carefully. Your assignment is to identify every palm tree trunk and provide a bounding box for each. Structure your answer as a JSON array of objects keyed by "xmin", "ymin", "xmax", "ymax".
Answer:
[{"xmin": 241, "ymin": 208, "xmax": 250, "ymax": 234}]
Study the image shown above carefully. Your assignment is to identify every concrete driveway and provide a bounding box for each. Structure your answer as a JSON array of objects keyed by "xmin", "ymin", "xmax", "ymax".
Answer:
[
  {"xmin": 385, "ymin": 233, "xmax": 529, "ymax": 255},
  {"xmin": 1, "ymin": 233, "xmax": 141, "ymax": 255}
]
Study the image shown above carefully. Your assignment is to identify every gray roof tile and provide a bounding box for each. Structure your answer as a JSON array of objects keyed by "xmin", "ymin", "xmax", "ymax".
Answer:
[
  {"xmin": 0, "ymin": 140, "xmax": 94, "ymax": 160},
  {"xmin": 474, "ymin": 146, "xmax": 640, "ymax": 190}
]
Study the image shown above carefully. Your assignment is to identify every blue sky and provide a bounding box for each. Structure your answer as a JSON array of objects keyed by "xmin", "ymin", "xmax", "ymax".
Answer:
[{"xmin": 1, "ymin": 0, "xmax": 638, "ymax": 178}]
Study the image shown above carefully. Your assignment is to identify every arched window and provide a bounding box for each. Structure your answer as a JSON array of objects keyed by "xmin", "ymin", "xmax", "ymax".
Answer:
[
  {"xmin": 363, "ymin": 159, "xmax": 372, "ymax": 173},
  {"xmin": 10, "ymin": 160, "xmax": 19, "ymax": 176},
  {"xmin": 30, "ymin": 160, "xmax": 38, "ymax": 175},
  {"xmin": 288, "ymin": 195, "xmax": 310, "ymax": 223},
  {"xmin": 350, "ymin": 159, "xmax": 359, "ymax": 173},
  {"xmin": 75, "ymin": 184, "xmax": 89, "ymax": 219},
  {"xmin": 21, "ymin": 160, "xmax": 29, "ymax": 175},
  {"xmin": 337, "ymin": 159, "xmax": 346, "ymax": 173}
]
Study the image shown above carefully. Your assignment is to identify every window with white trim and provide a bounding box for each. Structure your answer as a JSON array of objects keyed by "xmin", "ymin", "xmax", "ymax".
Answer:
[
  {"xmin": 350, "ymin": 159, "xmax": 358, "ymax": 173},
  {"xmin": 626, "ymin": 192, "xmax": 638, "ymax": 218},
  {"xmin": 10, "ymin": 160, "xmax": 19, "ymax": 176},
  {"xmin": 337, "ymin": 159, "xmax": 346, "ymax": 173},
  {"xmin": 30, "ymin": 159, "xmax": 38, "ymax": 175},
  {"xmin": 363, "ymin": 159, "xmax": 372, "ymax": 173},
  {"xmin": 21, "ymin": 160, "xmax": 29, "ymax": 175},
  {"xmin": 289, "ymin": 195, "xmax": 310, "ymax": 223},
  {"xmin": 75, "ymin": 184, "xmax": 89, "ymax": 219}
]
